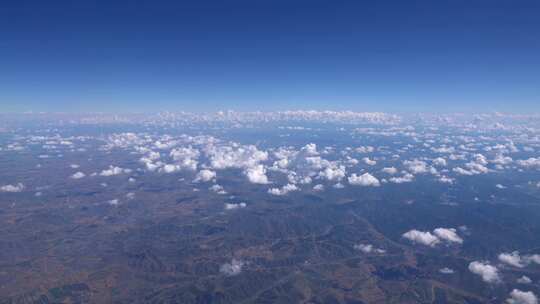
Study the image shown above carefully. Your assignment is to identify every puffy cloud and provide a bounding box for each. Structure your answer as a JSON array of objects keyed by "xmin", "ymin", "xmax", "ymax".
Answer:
[
  {"xmin": 517, "ymin": 276, "xmax": 532, "ymax": 284},
  {"xmin": 244, "ymin": 165, "xmax": 269, "ymax": 184},
  {"xmin": 194, "ymin": 169, "xmax": 216, "ymax": 182},
  {"xmin": 268, "ymin": 183, "xmax": 298, "ymax": 196},
  {"xmin": 433, "ymin": 228, "xmax": 463, "ymax": 244},
  {"xmin": 468, "ymin": 261, "xmax": 501, "ymax": 283},
  {"xmin": 517, "ymin": 158, "xmax": 540, "ymax": 169},
  {"xmin": 362, "ymin": 157, "xmax": 376, "ymax": 166},
  {"xmin": 389, "ymin": 173, "xmax": 414, "ymax": 184},
  {"xmin": 382, "ymin": 167, "xmax": 398, "ymax": 175},
  {"xmin": 506, "ymin": 289, "xmax": 538, "ymax": 304},
  {"xmin": 0, "ymin": 183, "xmax": 24, "ymax": 193},
  {"xmin": 348, "ymin": 173, "xmax": 380, "ymax": 187},
  {"xmin": 439, "ymin": 267, "xmax": 455, "ymax": 274},
  {"xmin": 354, "ymin": 243, "xmax": 385, "ymax": 254},
  {"xmin": 402, "ymin": 230, "xmax": 440, "ymax": 247},
  {"xmin": 438, "ymin": 176, "xmax": 454, "ymax": 184},
  {"xmin": 318, "ymin": 165, "xmax": 346, "ymax": 181},
  {"xmin": 433, "ymin": 157, "xmax": 447, "ymax": 167},
  {"xmin": 169, "ymin": 146, "xmax": 199, "ymax": 171},
  {"xmin": 70, "ymin": 172, "xmax": 86, "ymax": 179},
  {"xmin": 499, "ymin": 252, "xmax": 540, "ymax": 268},
  {"xmin": 207, "ymin": 144, "xmax": 267, "ymax": 170},
  {"xmin": 99, "ymin": 166, "xmax": 132, "ymax": 176},
  {"xmin": 313, "ymin": 184, "xmax": 325, "ymax": 191},
  {"xmin": 220, "ymin": 259, "xmax": 244, "ymax": 276},
  {"xmin": 404, "ymin": 159, "xmax": 431, "ymax": 174},
  {"xmin": 225, "ymin": 202, "xmax": 246, "ymax": 210},
  {"xmin": 355, "ymin": 146, "xmax": 374, "ymax": 153},
  {"xmin": 209, "ymin": 184, "xmax": 226, "ymax": 194}
]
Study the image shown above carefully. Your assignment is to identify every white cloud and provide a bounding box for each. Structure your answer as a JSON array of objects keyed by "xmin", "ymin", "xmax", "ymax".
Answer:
[
  {"xmin": 220, "ymin": 259, "xmax": 244, "ymax": 276},
  {"xmin": 244, "ymin": 165, "xmax": 269, "ymax": 184},
  {"xmin": 71, "ymin": 172, "xmax": 86, "ymax": 179},
  {"xmin": 348, "ymin": 173, "xmax": 380, "ymax": 187},
  {"xmin": 354, "ymin": 243, "xmax": 385, "ymax": 254},
  {"xmin": 468, "ymin": 261, "xmax": 501, "ymax": 283},
  {"xmin": 433, "ymin": 228, "xmax": 463, "ymax": 244},
  {"xmin": 517, "ymin": 276, "xmax": 532, "ymax": 284},
  {"xmin": 268, "ymin": 183, "xmax": 298, "ymax": 196},
  {"xmin": 99, "ymin": 166, "xmax": 132, "ymax": 176},
  {"xmin": 225, "ymin": 202, "xmax": 247, "ymax": 210},
  {"xmin": 169, "ymin": 146, "xmax": 199, "ymax": 171},
  {"xmin": 194, "ymin": 169, "xmax": 216, "ymax": 182},
  {"xmin": 389, "ymin": 173, "xmax": 414, "ymax": 184},
  {"xmin": 0, "ymin": 183, "xmax": 25, "ymax": 192},
  {"xmin": 506, "ymin": 289, "xmax": 538, "ymax": 304},
  {"xmin": 433, "ymin": 157, "xmax": 447, "ymax": 167},
  {"xmin": 355, "ymin": 146, "xmax": 374, "ymax": 153},
  {"xmin": 318, "ymin": 165, "xmax": 346, "ymax": 181},
  {"xmin": 517, "ymin": 158, "xmax": 540, "ymax": 169},
  {"xmin": 313, "ymin": 184, "xmax": 325, "ymax": 191},
  {"xmin": 402, "ymin": 230, "xmax": 440, "ymax": 247},
  {"xmin": 362, "ymin": 157, "xmax": 376, "ymax": 166},
  {"xmin": 382, "ymin": 167, "xmax": 398, "ymax": 175},
  {"xmin": 439, "ymin": 267, "xmax": 455, "ymax": 274}
]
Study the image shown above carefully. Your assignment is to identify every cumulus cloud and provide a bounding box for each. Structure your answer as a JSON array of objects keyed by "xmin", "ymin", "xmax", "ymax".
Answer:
[
  {"xmin": 402, "ymin": 230, "xmax": 440, "ymax": 247},
  {"xmin": 348, "ymin": 173, "xmax": 380, "ymax": 187},
  {"xmin": 362, "ymin": 157, "xmax": 376, "ymax": 166},
  {"xmin": 439, "ymin": 267, "xmax": 455, "ymax": 274},
  {"xmin": 517, "ymin": 276, "xmax": 532, "ymax": 284},
  {"xmin": 318, "ymin": 165, "xmax": 346, "ymax": 181},
  {"xmin": 499, "ymin": 252, "xmax": 540, "ymax": 268},
  {"xmin": 70, "ymin": 172, "xmax": 86, "ymax": 179},
  {"xmin": 389, "ymin": 173, "xmax": 414, "ymax": 184},
  {"xmin": 220, "ymin": 259, "xmax": 244, "ymax": 276},
  {"xmin": 506, "ymin": 289, "xmax": 538, "ymax": 304},
  {"xmin": 517, "ymin": 158, "xmax": 540, "ymax": 169},
  {"xmin": 468, "ymin": 261, "xmax": 501, "ymax": 283},
  {"xmin": 433, "ymin": 228, "xmax": 463, "ymax": 244},
  {"xmin": 99, "ymin": 166, "xmax": 132, "ymax": 176},
  {"xmin": 313, "ymin": 184, "xmax": 325, "ymax": 191},
  {"xmin": 354, "ymin": 243, "xmax": 385, "ymax": 254},
  {"xmin": 0, "ymin": 183, "xmax": 25, "ymax": 192},
  {"xmin": 268, "ymin": 183, "xmax": 298, "ymax": 196},
  {"xmin": 244, "ymin": 165, "xmax": 269, "ymax": 184},
  {"xmin": 382, "ymin": 167, "xmax": 398, "ymax": 175},
  {"xmin": 169, "ymin": 146, "xmax": 199, "ymax": 171},
  {"xmin": 225, "ymin": 202, "xmax": 246, "ymax": 210},
  {"xmin": 194, "ymin": 169, "xmax": 216, "ymax": 182},
  {"xmin": 403, "ymin": 227, "xmax": 463, "ymax": 247}
]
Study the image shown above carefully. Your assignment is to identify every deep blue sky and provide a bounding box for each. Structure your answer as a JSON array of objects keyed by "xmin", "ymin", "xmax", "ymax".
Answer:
[{"xmin": 1, "ymin": 0, "xmax": 539, "ymax": 113}]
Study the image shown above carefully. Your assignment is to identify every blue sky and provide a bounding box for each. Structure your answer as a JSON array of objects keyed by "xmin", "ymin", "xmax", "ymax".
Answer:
[{"xmin": 1, "ymin": 0, "xmax": 539, "ymax": 113}]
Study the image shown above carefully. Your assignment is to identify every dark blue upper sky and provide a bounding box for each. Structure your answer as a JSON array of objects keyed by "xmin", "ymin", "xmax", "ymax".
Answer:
[{"xmin": 1, "ymin": 0, "xmax": 539, "ymax": 113}]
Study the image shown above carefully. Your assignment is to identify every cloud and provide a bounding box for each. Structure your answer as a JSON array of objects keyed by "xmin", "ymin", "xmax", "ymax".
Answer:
[
  {"xmin": 70, "ymin": 172, "xmax": 86, "ymax": 179},
  {"xmin": 354, "ymin": 243, "xmax": 385, "ymax": 254},
  {"xmin": 194, "ymin": 169, "xmax": 216, "ymax": 182},
  {"xmin": 506, "ymin": 289, "xmax": 538, "ymax": 304},
  {"xmin": 220, "ymin": 259, "xmax": 244, "ymax": 276},
  {"xmin": 517, "ymin": 158, "xmax": 540, "ymax": 169},
  {"xmin": 499, "ymin": 251, "xmax": 540, "ymax": 268},
  {"xmin": 382, "ymin": 167, "xmax": 398, "ymax": 175},
  {"xmin": 268, "ymin": 183, "xmax": 298, "ymax": 196},
  {"xmin": 169, "ymin": 146, "xmax": 199, "ymax": 171},
  {"xmin": 433, "ymin": 228, "xmax": 463, "ymax": 244},
  {"xmin": 402, "ymin": 230, "xmax": 440, "ymax": 247},
  {"xmin": 244, "ymin": 165, "xmax": 269, "ymax": 184},
  {"xmin": 99, "ymin": 166, "xmax": 132, "ymax": 176},
  {"xmin": 468, "ymin": 261, "xmax": 501, "ymax": 283},
  {"xmin": 439, "ymin": 267, "xmax": 455, "ymax": 274},
  {"xmin": 225, "ymin": 202, "xmax": 246, "ymax": 210},
  {"xmin": 348, "ymin": 173, "xmax": 380, "ymax": 187},
  {"xmin": 313, "ymin": 184, "xmax": 325, "ymax": 191},
  {"xmin": 389, "ymin": 173, "xmax": 414, "ymax": 184},
  {"xmin": 0, "ymin": 183, "xmax": 25, "ymax": 192},
  {"xmin": 433, "ymin": 157, "xmax": 447, "ymax": 167},
  {"xmin": 362, "ymin": 157, "xmax": 376, "ymax": 166},
  {"xmin": 517, "ymin": 276, "xmax": 532, "ymax": 284},
  {"xmin": 318, "ymin": 165, "xmax": 346, "ymax": 181}
]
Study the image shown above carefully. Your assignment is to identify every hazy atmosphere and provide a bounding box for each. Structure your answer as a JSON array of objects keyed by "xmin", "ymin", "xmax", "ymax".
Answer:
[{"xmin": 2, "ymin": 2, "xmax": 540, "ymax": 304}]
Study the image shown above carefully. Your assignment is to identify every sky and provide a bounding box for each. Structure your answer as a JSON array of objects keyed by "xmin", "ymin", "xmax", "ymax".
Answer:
[{"xmin": 1, "ymin": 0, "xmax": 539, "ymax": 113}]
